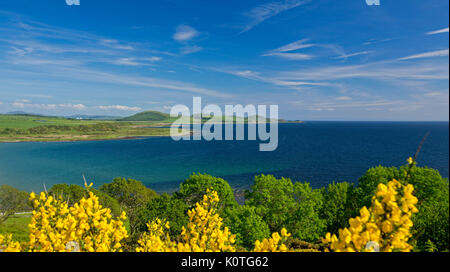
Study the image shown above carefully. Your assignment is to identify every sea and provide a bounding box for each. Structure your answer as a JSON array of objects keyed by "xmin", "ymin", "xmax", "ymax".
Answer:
[{"xmin": 0, "ymin": 122, "xmax": 448, "ymax": 193}]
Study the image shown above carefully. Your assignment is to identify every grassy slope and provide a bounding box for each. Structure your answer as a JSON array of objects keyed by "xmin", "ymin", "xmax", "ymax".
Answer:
[
  {"xmin": 0, "ymin": 115, "xmax": 97, "ymax": 129},
  {"xmin": 0, "ymin": 115, "xmax": 177, "ymax": 142},
  {"xmin": 0, "ymin": 214, "xmax": 31, "ymax": 242}
]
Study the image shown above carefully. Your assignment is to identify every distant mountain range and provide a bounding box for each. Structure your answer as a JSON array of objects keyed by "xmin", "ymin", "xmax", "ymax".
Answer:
[{"xmin": 6, "ymin": 111, "xmax": 43, "ymax": 116}]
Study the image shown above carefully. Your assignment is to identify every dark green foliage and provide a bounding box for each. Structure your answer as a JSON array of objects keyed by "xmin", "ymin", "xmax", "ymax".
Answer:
[
  {"xmin": 176, "ymin": 173, "xmax": 238, "ymax": 211},
  {"xmin": 0, "ymin": 185, "xmax": 31, "ymax": 224},
  {"xmin": 354, "ymin": 166, "xmax": 399, "ymax": 208},
  {"xmin": 320, "ymin": 182, "xmax": 357, "ymax": 234},
  {"xmin": 100, "ymin": 177, "xmax": 158, "ymax": 235},
  {"xmin": 245, "ymin": 175, "xmax": 328, "ymax": 242},
  {"xmin": 288, "ymin": 182, "xmax": 326, "ymax": 242},
  {"xmin": 245, "ymin": 175, "xmax": 296, "ymax": 232},
  {"xmin": 49, "ymin": 184, "xmax": 121, "ymax": 217},
  {"xmin": 137, "ymin": 194, "xmax": 189, "ymax": 239},
  {"xmin": 223, "ymin": 205, "xmax": 271, "ymax": 249}
]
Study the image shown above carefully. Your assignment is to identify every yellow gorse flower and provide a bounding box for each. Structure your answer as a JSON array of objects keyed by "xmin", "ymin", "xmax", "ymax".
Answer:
[
  {"xmin": 137, "ymin": 189, "xmax": 236, "ymax": 252},
  {"xmin": 0, "ymin": 234, "xmax": 21, "ymax": 252},
  {"xmin": 322, "ymin": 179, "xmax": 418, "ymax": 252},
  {"xmin": 136, "ymin": 189, "xmax": 292, "ymax": 252},
  {"xmin": 253, "ymin": 228, "xmax": 291, "ymax": 252},
  {"xmin": 407, "ymin": 157, "xmax": 414, "ymax": 165},
  {"xmin": 25, "ymin": 188, "xmax": 128, "ymax": 252}
]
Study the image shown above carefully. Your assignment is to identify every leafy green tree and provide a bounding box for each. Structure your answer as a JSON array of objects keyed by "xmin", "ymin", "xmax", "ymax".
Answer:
[
  {"xmin": 412, "ymin": 179, "xmax": 449, "ymax": 251},
  {"xmin": 137, "ymin": 194, "xmax": 189, "ymax": 239},
  {"xmin": 176, "ymin": 173, "xmax": 237, "ymax": 211},
  {"xmin": 49, "ymin": 184, "xmax": 121, "ymax": 217},
  {"xmin": 354, "ymin": 166, "xmax": 399, "ymax": 208},
  {"xmin": 320, "ymin": 182, "xmax": 356, "ymax": 234},
  {"xmin": 222, "ymin": 205, "xmax": 271, "ymax": 249},
  {"xmin": 287, "ymin": 182, "xmax": 326, "ymax": 242},
  {"xmin": 99, "ymin": 177, "xmax": 158, "ymax": 235},
  {"xmin": 245, "ymin": 175, "xmax": 296, "ymax": 232},
  {"xmin": 0, "ymin": 185, "xmax": 31, "ymax": 224}
]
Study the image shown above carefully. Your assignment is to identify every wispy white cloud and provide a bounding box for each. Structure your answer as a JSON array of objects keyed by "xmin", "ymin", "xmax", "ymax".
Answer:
[
  {"xmin": 426, "ymin": 27, "xmax": 449, "ymax": 35},
  {"xmin": 180, "ymin": 45, "xmax": 203, "ymax": 55},
  {"xmin": 96, "ymin": 105, "xmax": 142, "ymax": 111},
  {"xmin": 99, "ymin": 39, "xmax": 134, "ymax": 50},
  {"xmin": 332, "ymin": 51, "xmax": 370, "ymax": 60},
  {"xmin": 289, "ymin": 99, "xmax": 402, "ymax": 112},
  {"xmin": 363, "ymin": 38, "xmax": 393, "ymax": 46},
  {"xmin": 276, "ymin": 60, "xmax": 449, "ymax": 81},
  {"xmin": 424, "ymin": 92, "xmax": 444, "ymax": 97},
  {"xmin": 24, "ymin": 94, "xmax": 53, "ymax": 99},
  {"xmin": 270, "ymin": 38, "xmax": 314, "ymax": 52},
  {"xmin": 263, "ymin": 38, "xmax": 314, "ymax": 60},
  {"xmin": 110, "ymin": 57, "xmax": 162, "ymax": 66},
  {"xmin": 263, "ymin": 52, "xmax": 312, "ymax": 60},
  {"xmin": 398, "ymin": 49, "xmax": 449, "ymax": 60},
  {"xmin": 240, "ymin": 0, "xmax": 312, "ymax": 33},
  {"xmin": 173, "ymin": 25, "xmax": 200, "ymax": 42},
  {"xmin": 211, "ymin": 67, "xmax": 332, "ymax": 92},
  {"xmin": 335, "ymin": 96, "xmax": 352, "ymax": 101},
  {"xmin": 12, "ymin": 101, "xmax": 86, "ymax": 110}
]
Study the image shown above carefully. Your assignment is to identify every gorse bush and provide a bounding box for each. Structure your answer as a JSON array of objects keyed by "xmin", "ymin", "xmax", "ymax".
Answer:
[
  {"xmin": 0, "ymin": 188, "xmax": 291, "ymax": 252},
  {"xmin": 322, "ymin": 179, "xmax": 418, "ymax": 252},
  {"xmin": 1, "ymin": 186, "xmax": 128, "ymax": 252},
  {"xmin": 1, "ymin": 180, "xmax": 419, "ymax": 252},
  {"xmin": 137, "ymin": 190, "xmax": 237, "ymax": 252}
]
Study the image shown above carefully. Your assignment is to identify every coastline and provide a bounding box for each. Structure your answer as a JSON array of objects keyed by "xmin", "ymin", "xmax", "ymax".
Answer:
[{"xmin": 0, "ymin": 130, "xmax": 192, "ymax": 144}]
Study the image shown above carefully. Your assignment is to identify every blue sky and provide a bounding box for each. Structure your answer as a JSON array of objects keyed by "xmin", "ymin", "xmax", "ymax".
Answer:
[{"xmin": 0, "ymin": 0, "xmax": 448, "ymax": 120}]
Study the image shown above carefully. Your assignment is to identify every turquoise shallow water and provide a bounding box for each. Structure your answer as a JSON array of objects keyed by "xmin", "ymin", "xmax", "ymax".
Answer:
[{"xmin": 0, "ymin": 122, "xmax": 448, "ymax": 193}]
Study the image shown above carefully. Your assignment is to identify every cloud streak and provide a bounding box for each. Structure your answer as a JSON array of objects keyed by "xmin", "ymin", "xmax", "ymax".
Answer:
[
  {"xmin": 332, "ymin": 51, "xmax": 370, "ymax": 60},
  {"xmin": 426, "ymin": 27, "xmax": 449, "ymax": 35},
  {"xmin": 263, "ymin": 38, "xmax": 314, "ymax": 60},
  {"xmin": 398, "ymin": 49, "xmax": 449, "ymax": 60},
  {"xmin": 240, "ymin": 0, "xmax": 311, "ymax": 33},
  {"xmin": 96, "ymin": 105, "xmax": 142, "ymax": 111}
]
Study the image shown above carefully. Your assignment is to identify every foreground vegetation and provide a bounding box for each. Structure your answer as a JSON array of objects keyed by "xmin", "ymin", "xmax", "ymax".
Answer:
[{"xmin": 0, "ymin": 159, "xmax": 448, "ymax": 252}]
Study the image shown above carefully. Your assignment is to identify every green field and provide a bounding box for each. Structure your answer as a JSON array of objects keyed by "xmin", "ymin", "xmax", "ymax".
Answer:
[
  {"xmin": 0, "ymin": 114, "xmax": 184, "ymax": 143},
  {"xmin": 0, "ymin": 115, "xmax": 100, "ymax": 129},
  {"xmin": 0, "ymin": 214, "xmax": 31, "ymax": 243}
]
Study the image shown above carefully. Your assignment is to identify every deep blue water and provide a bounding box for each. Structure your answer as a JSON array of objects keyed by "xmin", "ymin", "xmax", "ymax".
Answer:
[{"xmin": 0, "ymin": 122, "xmax": 448, "ymax": 193}]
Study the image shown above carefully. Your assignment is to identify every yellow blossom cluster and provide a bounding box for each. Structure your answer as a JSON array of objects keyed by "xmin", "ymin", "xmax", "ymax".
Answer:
[
  {"xmin": 137, "ymin": 189, "xmax": 236, "ymax": 252},
  {"xmin": 322, "ymin": 179, "xmax": 418, "ymax": 252},
  {"xmin": 253, "ymin": 228, "xmax": 291, "ymax": 252},
  {"xmin": 0, "ymin": 234, "xmax": 21, "ymax": 252},
  {"xmin": 26, "ymin": 190, "xmax": 128, "ymax": 252},
  {"xmin": 136, "ymin": 219, "xmax": 177, "ymax": 252}
]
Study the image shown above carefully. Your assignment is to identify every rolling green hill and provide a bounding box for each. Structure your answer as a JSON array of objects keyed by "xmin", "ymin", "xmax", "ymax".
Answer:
[{"xmin": 120, "ymin": 111, "xmax": 173, "ymax": 122}]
